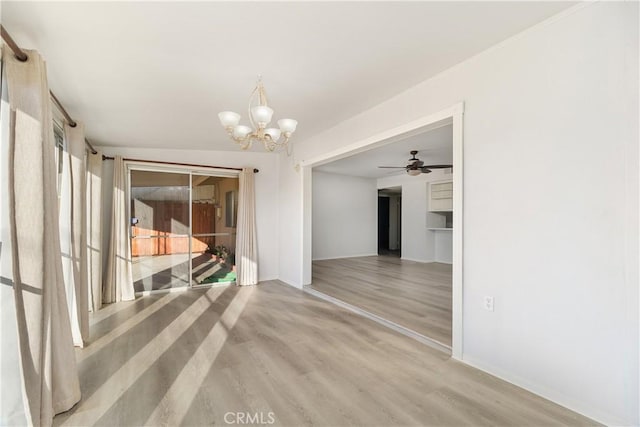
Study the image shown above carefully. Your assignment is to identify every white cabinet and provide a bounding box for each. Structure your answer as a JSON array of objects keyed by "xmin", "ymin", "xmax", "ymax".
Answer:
[
  {"xmin": 429, "ymin": 180, "xmax": 453, "ymax": 212},
  {"xmin": 426, "ymin": 211, "xmax": 452, "ymax": 230},
  {"xmin": 427, "ymin": 179, "xmax": 453, "ymax": 263},
  {"xmin": 425, "ymin": 179, "xmax": 453, "ymax": 263},
  {"xmin": 427, "ymin": 180, "xmax": 454, "ymax": 227}
]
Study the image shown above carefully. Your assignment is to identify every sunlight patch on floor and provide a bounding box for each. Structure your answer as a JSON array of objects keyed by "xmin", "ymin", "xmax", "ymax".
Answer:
[
  {"xmin": 79, "ymin": 293, "xmax": 181, "ymax": 363},
  {"xmin": 145, "ymin": 285, "xmax": 255, "ymax": 425},
  {"xmin": 64, "ymin": 287, "xmax": 226, "ymax": 425}
]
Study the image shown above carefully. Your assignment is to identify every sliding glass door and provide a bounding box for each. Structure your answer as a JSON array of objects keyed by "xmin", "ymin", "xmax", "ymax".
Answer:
[
  {"xmin": 130, "ymin": 170, "xmax": 191, "ymax": 292},
  {"xmin": 129, "ymin": 167, "xmax": 238, "ymax": 293},
  {"xmin": 190, "ymin": 174, "xmax": 239, "ymax": 287}
]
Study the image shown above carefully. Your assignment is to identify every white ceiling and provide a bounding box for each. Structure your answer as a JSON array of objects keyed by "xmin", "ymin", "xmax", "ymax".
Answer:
[
  {"xmin": 3, "ymin": 1, "xmax": 574, "ymax": 151},
  {"xmin": 315, "ymin": 124, "xmax": 452, "ymax": 179}
]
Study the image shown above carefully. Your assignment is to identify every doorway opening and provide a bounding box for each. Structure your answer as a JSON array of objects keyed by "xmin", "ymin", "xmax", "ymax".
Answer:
[
  {"xmin": 378, "ymin": 187, "xmax": 401, "ymax": 257},
  {"xmin": 308, "ymin": 122, "xmax": 453, "ymax": 349},
  {"xmin": 301, "ymin": 103, "xmax": 464, "ymax": 357}
]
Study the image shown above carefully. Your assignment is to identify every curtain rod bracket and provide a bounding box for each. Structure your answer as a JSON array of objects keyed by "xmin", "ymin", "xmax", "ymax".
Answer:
[
  {"xmin": 49, "ymin": 91, "xmax": 77, "ymax": 127},
  {"xmin": 84, "ymin": 138, "xmax": 97, "ymax": 155},
  {"xmin": 1, "ymin": 25, "xmax": 28, "ymax": 62}
]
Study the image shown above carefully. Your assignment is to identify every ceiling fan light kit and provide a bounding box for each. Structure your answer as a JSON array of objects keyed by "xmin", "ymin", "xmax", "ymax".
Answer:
[
  {"xmin": 378, "ymin": 150, "xmax": 452, "ymax": 176},
  {"xmin": 219, "ymin": 76, "xmax": 297, "ymax": 153}
]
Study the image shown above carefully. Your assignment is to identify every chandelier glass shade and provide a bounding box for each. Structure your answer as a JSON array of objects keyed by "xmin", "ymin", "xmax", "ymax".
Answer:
[{"xmin": 218, "ymin": 77, "xmax": 297, "ymax": 152}]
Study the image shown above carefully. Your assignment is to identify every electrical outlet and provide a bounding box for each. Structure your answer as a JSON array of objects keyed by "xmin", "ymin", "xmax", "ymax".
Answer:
[{"xmin": 483, "ymin": 296, "xmax": 494, "ymax": 312}]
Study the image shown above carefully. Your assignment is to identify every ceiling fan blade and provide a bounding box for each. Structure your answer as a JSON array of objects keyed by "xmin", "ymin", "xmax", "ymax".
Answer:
[
  {"xmin": 422, "ymin": 164, "xmax": 453, "ymax": 169},
  {"xmin": 378, "ymin": 166, "xmax": 406, "ymax": 169},
  {"xmin": 419, "ymin": 168, "xmax": 433, "ymax": 174}
]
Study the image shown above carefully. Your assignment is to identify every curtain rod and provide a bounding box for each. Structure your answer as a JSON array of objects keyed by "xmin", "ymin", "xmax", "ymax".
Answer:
[
  {"xmin": 101, "ymin": 156, "xmax": 259, "ymax": 173},
  {"xmin": 1, "ymin": 24, "xmax": 98, "ymax": 155}
]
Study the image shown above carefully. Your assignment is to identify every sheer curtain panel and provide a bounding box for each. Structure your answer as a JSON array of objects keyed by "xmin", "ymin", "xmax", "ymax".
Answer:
[
  {"xmin": 86, "ymin": 148, "xmax": 103, "ymax": 311},
  {"xmin": 104, "ymin": 155, "xmax": 135, "ymax": 302},
  {"xmin": 1, "ymin": 44, "xmax": 28, "ymax": 427},
  {"xmin": 3, "ymin": 47, "xmax": 81, "ymax": 425},
  {"xmin": 60, "ymin": 122, "xmax": 89, "ymax": 346},
  {"xmin": 235, "ymin": 168, "xmax": 258, "ymax": 286}
]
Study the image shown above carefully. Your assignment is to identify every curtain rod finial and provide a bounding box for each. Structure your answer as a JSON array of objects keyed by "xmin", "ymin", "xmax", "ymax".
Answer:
[{"xmin": 253, "ymin": 168, "xmax": 259, "ymax": 173}]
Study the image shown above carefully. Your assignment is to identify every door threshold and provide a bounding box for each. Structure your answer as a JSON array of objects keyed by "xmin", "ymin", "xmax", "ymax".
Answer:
[
  {"xmin": 303, "ymin": 286, "xmax": 451, "ymax": 355},
  {"xmin": 135, "ymin": 281, "xmax": 234, "ymax": 297}
]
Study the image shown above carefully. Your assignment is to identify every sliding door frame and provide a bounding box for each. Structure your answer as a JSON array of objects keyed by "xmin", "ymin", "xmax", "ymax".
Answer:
[{"xmin": 126, "ymin": 161, "xmax": 239, "ymax": 294}]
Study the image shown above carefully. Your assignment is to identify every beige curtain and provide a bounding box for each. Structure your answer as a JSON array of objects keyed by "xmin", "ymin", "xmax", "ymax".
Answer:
[
  {"xmin": 86, "ymin": 148, "xmax": 102, "ymax": 311},
  {"xmin": 104, "ymin": 155, "xmax": 135, "ymax": 302},
  {"xmin": 59, "ymin": 122, "xmax": 89, "ymax": 346},
  {"xmin": 4, "ymin": 48, "xmax": 81, "ymax": 425},
  {"xmin": 235, "ymin": 168, "xmax": 258, "ymax": 286},
  {"xmin": 1, "ymin": 45, "xmax": 29, "ymax": 427}
]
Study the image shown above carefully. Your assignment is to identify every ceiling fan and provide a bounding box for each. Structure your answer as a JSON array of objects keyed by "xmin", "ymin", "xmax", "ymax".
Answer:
[{"xmin": 379, "ymin": 150, "xmax": 452, "ymax": 176}]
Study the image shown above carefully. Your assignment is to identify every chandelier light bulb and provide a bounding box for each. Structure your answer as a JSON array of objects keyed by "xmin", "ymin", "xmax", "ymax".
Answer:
[
  {"xmin": 407, "ymin": 168, "xmax": 421, "ymax": 176},
  {"xmin": 233, "ymin": 125, "xmax": 252, "ymax": 139},
  {"xmin": 251, "ymin": 106, "xmax": 274, "ymax": 127},
  {"xmin": 264, "ymin": 128, "xmax": 281, "ymax": 142},
  {"xmin": 278, "ymin": 118, "xmax": 298, "ymax": 134},
  {"xmin": 218, "ymin": 111, "xmax": 241, "ymax": 128}
]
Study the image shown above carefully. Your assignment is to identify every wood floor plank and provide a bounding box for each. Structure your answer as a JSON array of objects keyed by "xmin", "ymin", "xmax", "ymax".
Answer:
[
  {"xmin": 311, "ymin": 255, "xmax": 453, "ymax": 345},
  {"xmin": 54, "ymin": 281, "xmax": 598, "ymax": 426}
]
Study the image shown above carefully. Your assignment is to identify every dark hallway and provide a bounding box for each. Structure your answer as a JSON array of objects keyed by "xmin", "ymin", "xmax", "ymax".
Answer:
[{"xmin": 378, "ymin": 189, "xmax": 401, "ymax": 257}]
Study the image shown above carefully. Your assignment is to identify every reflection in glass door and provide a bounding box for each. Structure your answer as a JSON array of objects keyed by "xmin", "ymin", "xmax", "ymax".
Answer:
[
  {"xmin": 130, "ymin": 168, "xmax": 239, "ymax": 293},
  {"xmin": 191, "ymin": 174, "xmax": 239, "ymax": 286},
  {"xmin": 130, "ymin": 170, "xmax": 191, "ymax": 292}
]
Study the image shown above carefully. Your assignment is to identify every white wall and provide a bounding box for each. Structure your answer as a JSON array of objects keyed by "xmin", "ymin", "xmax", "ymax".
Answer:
[
  {"xmin": 312, "ymin": 171, "xmax": 377, "ymax": 260},
  {"xmin": 100, "ymin": 147, "xmax": 280, "ymax": 282},
  {"xmin": 378, "ymin": 170, "xmax": 452, "ymax": 263},
  {"xmin": 279, "ymin": 155, "xmax": 303, "ymax": 287},
  {"xmin": 279, "ymin": 3, "xmax": 639, "ymax": 425}
]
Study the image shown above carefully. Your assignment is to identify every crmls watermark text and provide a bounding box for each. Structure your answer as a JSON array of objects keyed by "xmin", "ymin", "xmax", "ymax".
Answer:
[{"xmin": 224, "ymin": 412, "xmax": 276, "ymax": 425}]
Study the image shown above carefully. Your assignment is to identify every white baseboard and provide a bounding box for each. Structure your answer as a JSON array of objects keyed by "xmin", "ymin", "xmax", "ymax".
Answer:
[
  {"xmin": 312, "ymin": 253, "xmax": 379, "ymax": 261},
  {"xmin": 276, "ymin": 278, "xmax": 303, "ymax": 290},
  {"xmin": 400, "ymin": 257, "xmax": 433, "ymax": 263},
  {"xmin": 400, "ymin": 257, "xmax": 453, "ymax": 265},
  {"xmin": 460, "ymin": 356, "xmax": 624, "ymax": 427}
]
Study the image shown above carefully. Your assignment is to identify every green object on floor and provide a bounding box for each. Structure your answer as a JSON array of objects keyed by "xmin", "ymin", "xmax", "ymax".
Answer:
[{"xmin": 201, "ymin": 269, "xmax": 236, "ymax": 284}]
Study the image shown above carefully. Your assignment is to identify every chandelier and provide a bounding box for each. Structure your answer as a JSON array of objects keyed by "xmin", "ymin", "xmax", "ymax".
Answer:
[{"xmin": 218, "ymin": 77, "xmax": 298, "ymax": 152}]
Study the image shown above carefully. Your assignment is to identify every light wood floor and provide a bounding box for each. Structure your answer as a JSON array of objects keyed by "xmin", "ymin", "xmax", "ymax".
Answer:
[
  {"xmin": 311, "ymin": 256, "xmax": 453, "ymax": 346},
  {"xmin": 54, "ymin": 281, "xmax": 596, "ymax": 426}
]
